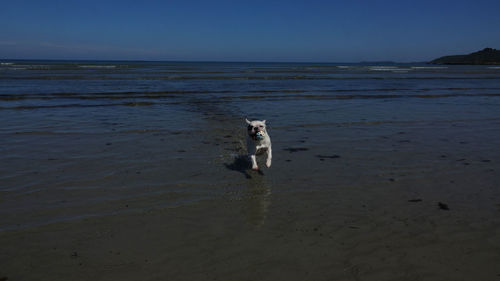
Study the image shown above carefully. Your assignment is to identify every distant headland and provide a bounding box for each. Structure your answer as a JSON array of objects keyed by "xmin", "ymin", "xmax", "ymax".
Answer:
[{"xmin": 429, "ymin": 48, "xmax": 500, "ymax": 65}]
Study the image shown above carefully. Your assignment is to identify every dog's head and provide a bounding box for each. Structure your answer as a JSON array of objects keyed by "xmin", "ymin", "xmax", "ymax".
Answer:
[{"xmin": 246, "ymin": 118, "xmax": 267, "ymax": 140}]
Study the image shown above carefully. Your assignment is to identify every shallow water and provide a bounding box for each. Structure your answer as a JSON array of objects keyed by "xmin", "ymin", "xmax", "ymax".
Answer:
[{"xmin": 1, "ymin": 60, "xmax": 500, "ymax": 230}]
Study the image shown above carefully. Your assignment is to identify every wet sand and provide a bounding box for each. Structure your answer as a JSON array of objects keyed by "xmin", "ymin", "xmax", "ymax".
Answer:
[
  {"xmin": 1, "ymin": 111, "xmax": 500, "ymax": 281},
  {"xmin": 1, "ymin": 174, "xmax": 500, "ymax": 281}
]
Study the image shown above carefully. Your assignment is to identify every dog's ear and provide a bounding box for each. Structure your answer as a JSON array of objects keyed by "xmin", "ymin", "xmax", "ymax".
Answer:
[
  {"xmin": 245, "ymin": 118, "xmax": 251, "ymax": 125},
  {"xmin": 262, "ymin": 120, "xmax": 266, "ymax": 124}
]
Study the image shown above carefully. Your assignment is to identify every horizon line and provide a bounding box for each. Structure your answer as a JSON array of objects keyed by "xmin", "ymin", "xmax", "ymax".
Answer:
[{"xmin": 1, "ymin": 57, "xmax": 430, "ymax": 64}]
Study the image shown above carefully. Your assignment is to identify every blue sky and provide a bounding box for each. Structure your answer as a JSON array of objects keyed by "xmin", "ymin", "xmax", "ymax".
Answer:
[{"xmin": 1, "ymin": 0, "xmax": 499, "ymax": 62}]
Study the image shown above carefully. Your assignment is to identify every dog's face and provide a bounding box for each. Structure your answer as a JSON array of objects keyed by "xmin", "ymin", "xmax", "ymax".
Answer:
[{"xmin": 246, "ymin": 119, "xmax": 267, "ymax": 139}]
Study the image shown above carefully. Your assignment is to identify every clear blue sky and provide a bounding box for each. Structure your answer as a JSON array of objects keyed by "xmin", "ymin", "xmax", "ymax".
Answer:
[{"xmin": 1, "ymin": 0, "xmax": 499, "ymax": 62}]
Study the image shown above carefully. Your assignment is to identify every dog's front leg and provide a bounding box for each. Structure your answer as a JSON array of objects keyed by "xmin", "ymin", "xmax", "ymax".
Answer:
[
  {"xmin": 266, "ymin": 147, "xmax": 272, "ymax": 168},
  {"xmin": 250, "ymin": 154, "xmax": 258, "ymax": 170}
]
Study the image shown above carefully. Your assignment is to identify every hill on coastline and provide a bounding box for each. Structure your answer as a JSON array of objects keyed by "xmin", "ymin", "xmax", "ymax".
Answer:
[{"xmin": 429, "ymin": 48, "xmax": 500, "ymax": 65}]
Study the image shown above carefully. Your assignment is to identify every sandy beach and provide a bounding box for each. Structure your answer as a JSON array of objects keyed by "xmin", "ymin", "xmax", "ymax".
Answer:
[
  {"xmin": 2, "ymin": 155, "xmax": 500, "ymax": 281},
  {"xmin": 2, "ymin": 112, "xmax": 500, "ymax": 280},
  {"xmin": 1, "ymin": 61, "xmax": 500, "ymax": 280}
]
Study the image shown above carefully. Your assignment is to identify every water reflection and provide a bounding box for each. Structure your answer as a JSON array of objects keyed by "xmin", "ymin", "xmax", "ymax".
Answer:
[
  {"xmin": 225, "ymin": 154, "xmax": 272, "ymax": 227},
  {"xmin": 243, "ymin": 172, "xmax": 272, "ymax": 227}
]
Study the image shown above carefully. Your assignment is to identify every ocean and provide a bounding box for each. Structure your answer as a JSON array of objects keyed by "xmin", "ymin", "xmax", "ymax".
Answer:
[{"xmin": 1, "ymin": 60, "xmax": 500, "ymax": 280}]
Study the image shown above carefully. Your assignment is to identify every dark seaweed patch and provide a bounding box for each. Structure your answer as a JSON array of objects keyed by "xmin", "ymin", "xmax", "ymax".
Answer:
[
  {"xmin": 438, "ymin": 202, "xmax": 450, "ymax": 210},
  {"xmin": 315, "ymin": 154, "xmax": 340, "ymax": 159},
  {"xmin": 283, "ymin": 147, "xmax": 309, "ymax": 153}
]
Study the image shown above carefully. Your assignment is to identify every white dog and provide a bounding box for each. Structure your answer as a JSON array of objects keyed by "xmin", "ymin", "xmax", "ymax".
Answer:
[{"xmin": 246, "ymin": 119, "xmax": 272, "ymax": 170}]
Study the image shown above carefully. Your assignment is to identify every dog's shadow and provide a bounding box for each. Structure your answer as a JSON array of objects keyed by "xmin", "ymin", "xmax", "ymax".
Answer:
[{"xmin": 224, "ymin": 155, "xmax": 264, "ymax": 179}]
